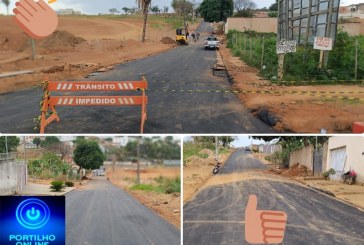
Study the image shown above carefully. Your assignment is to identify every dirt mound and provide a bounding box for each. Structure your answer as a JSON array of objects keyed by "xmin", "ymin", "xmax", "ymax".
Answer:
[
  {"xmin": 281, "ymin": 163, "xmax": 312, "ymax": 177},
  {"xmin": 39, "ymin": 30, "xmax": 86, "ymax": 49},
  {"xmin": 161, "ymin": 36, "xmax": 175, "ymax": 44},
  {"xmin": 198, "ymin": 149, "xmax": 214, "ymax": 157}
]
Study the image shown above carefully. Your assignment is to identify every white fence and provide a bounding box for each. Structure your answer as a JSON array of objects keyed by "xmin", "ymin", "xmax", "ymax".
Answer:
[{"xmin": 0, "ymin": 161, "xmax": 28, "ymax": 195}]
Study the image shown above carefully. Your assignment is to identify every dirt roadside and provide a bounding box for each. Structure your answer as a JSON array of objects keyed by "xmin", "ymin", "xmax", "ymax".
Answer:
[
  {"xmin": 105, "ymin": 166, "xmax": 181, "ymax": 229},
  {"xmin": 184, "ymin": 150, "xmax": 364, "ymax": 211},
  {"xmin": 0, "ymin": 16, "xmax": 176, "ymax": 94},
  {"xmin": 254, "ymin": 153, "xmax": 364, "ymax": 210},
  {"xmin": 183, "ymin": 148, "xmax": 235, "ymax": 204},
  {"xmin": 218, "ymin": 42, "xmax": 364, "ymax": 133}
]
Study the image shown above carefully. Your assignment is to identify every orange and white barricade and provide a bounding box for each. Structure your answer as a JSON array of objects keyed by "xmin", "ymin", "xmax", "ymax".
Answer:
[{"xmin": 40, "ymin": 78, "xmax": 148, "ymax": 134}]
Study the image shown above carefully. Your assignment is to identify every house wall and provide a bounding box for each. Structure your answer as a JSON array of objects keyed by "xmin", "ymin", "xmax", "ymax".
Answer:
[
  {"xmin": 226, "ymin": 17, "xmax": 363, "ymax": 36},
  {"xmin": 0, "ymin": 161, "xmax": 28, "ymax": 195},
  {"xmin": 225, "ymin": 18, "xmax": 277, "ymax": 34},
  {"xmin": 327, "ymin": 136, "xmax": 364, "ymax": 183},
  {"xmin": 289, "ymin": 144, "xmax": 314, "ymax": 170},
  {"xmin": 338, "ymin": 23, "xmax": 362, "ymax": 36}
]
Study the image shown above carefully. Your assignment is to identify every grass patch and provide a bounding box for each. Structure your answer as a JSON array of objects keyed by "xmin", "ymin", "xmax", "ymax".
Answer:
[
  {"xmin": 158, "ymin": 176, "xmax": 181, "ymax": 194},
  {"xmin": 123, "ymin": 177, "xmax": 137, "ymax": 183},
  {"xmin": 130, "ymin": 184, "xmax": 161, "ymax": 192},
  {"xmin": 197, "ymin": 153, "xmax": 209, "ymax": 159},
  {"xmin": 149, "ymin": 22, "xmax": 162, "ymax": 29},
  {"xmin": 183, "ymin": 141, "xmax": 214, "ymax": 160},
  {"xmin": 130, "ymin": 176, "xmax": 180, "ymax": 194},
  {"xmin": 227, "ymin": 29, "xmax": 364, "ymax": 81},
  {"xmin": 319, "ymin": 98, "xmax": 363, "ymax": 105}
]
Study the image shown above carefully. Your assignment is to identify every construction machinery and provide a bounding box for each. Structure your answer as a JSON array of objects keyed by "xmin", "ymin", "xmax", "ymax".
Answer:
[{"xmin": 176, "ymin": 28, "xmax": 188, "ymax": 45}]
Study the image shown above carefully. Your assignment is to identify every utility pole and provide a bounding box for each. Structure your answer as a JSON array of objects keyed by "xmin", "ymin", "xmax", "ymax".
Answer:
[
  {"xmin": 136, "ymin": 137, "xmax": 141, "ymax": 184},
  {"xmin": 23, "ymin": 136, "xmax": 27, "ymax": 164},
  {"xmin": 5, "ymin": 136, "xmax": 8, "ymax": 160},
  {"xmin": 355, "ymin": 37, "xmax": 358, "ymax": 80},
  {"xmin": 183, "ymin": 0, "xmax": 187, "ymax": 34},
  {"xmin": 112, "ymin": 153, "xmax": 116, "ymax": 178},
  {"xmin": 215, "ymin": 136, "xmax": 218, "ymax": 160},
  {"xmin": 31, "ymin": 39, "xmax": 36, "ymax": 60}
]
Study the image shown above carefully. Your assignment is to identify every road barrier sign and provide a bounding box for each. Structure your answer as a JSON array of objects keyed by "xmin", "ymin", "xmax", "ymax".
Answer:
[{"xmin": 39, "ymin": 78, "xmax": 148, "ymax": 134}]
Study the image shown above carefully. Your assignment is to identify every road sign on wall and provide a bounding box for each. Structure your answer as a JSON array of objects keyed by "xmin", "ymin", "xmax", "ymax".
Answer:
[
  {"xmin": 313, "ymin": 37, "xmax": 333, "ymax": 50},
  {"xmin": 278, "ymin": 0, "xmax": 340, "ymax": 45},
  {"xmin": 276, "ymin": 40, "xmax": 297, "ymax": 54}
]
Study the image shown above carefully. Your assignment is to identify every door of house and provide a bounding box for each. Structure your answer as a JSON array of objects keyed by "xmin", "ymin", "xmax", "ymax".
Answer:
[
  {"xmin": 329, "ymin": 147, "xmax": 347, "ymax": 180},
  {"xmin": 313, "ymin": 148, "xmax": 323, "ymax": 177}
]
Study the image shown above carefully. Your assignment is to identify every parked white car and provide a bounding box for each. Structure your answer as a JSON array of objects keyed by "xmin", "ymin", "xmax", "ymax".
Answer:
[
  {"xmin": 204, "ymin": 36, "xmax": 220, "ymax": 50},
  {"xmin": 93, "ymin": 169, "xmax": 105, "ymax": 176}
]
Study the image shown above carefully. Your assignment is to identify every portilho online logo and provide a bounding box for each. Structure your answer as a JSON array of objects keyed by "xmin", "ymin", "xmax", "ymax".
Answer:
[{"xmin": 15, "ymin": 198, "xmax": 51, "ymax": 229}]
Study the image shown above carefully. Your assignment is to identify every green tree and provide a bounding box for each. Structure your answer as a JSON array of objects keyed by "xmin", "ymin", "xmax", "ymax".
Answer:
[
  {"xmin": 233, "ymin": 0, "xmax": 256, "ymax": 17},
  {"xmin": 73, "ymin": 140, "xmax": 105, "ymax": 172},
  {"xmin": 0, "ymin": 136, "xmax": 20, "ymax": 153},
  {"xmin": 136, "ymin": 0, "xmax": 152, "ymax": 42},
  {"xmin": 151, "ymin": 5, "xmax": 160, "ymax": 14},
  {"xmin": 252, "ymin": 136, "xmax": 329, "ymax": 150},
  {"xmin": 32, "ymin": 137, "xmax": 41, "ymax": 148},
  {"xmin": 40, "ymin": 136, "xmax": 60, "ymax": 148},
  {"xmin": 73, "ymin": 136, "xmax": 86, "ymax": 145},
  {"xmin": 2, "ymin": 0, "xmax": 10, "ymax": 15},
  {"xmin": 130, "ymin": 7, "xmax": 138, "ymax": 14},
  {"xmin": 269, "ymin": 0, "xmax": 278, "ymax": 11},
  {"xmin": 109, "ymin": 8, "xmax": 119, "ymax": 14},
  {"xmin": 220, "ymin": 136, "xmax": 235, "ymax": 147},
  {"xmin": 193, "ymin": 136, "xmax": 235, "ymax": 147},
  {"xmin": 171, "ymin": 0, "xmax": 193, "ymax": 16},
  {"xmin": 199, "ymin": 0, "xmax": 234, "ymax": 22},
  {"xmin": 122, "ymin": 7, "xmax": 130, "ymax": 14}
]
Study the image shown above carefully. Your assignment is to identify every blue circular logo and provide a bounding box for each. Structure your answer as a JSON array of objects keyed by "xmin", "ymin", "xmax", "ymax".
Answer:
[{"xmin": 16, "ymin": 198, "xmax": 50, "ymax": 229}]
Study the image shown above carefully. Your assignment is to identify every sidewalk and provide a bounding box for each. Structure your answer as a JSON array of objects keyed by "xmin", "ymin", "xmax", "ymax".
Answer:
[
  {"xmin": 297, "ymin": 178, "xmax": 364, "ymax": 210},
  {"xmin": 21, "ymin": 183, "xmax": 76, "ymax": 196}
]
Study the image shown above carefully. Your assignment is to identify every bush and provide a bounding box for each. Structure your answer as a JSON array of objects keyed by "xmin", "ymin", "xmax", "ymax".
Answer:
[
  {"xmin": 322, "ymin": 168, "xmax": 336, "ymax": 179},
  {"xmin": 162, "ymin": 177, "xmax": 180, "ymax": 194},
  {"xmin": 131, "ymin": 176, "xmax": 181, "ymax": 194},
  {"xmin": 50, "ymin": 181, "xmax": 64, "ymax": 192},
  {"xmin": 227, "ymin": 29, "xmax": 364, "ymax": 81},
  {"xmin": 28, "ymin": 152, "xmax": 71, "ymax": 179},
  {"xmin": 65, "ymin": 181, "xmax": 74, "ymax": 187},
  {"xmin": 130, "ymin": 184, "xmax": 159, "ymax": 192}
]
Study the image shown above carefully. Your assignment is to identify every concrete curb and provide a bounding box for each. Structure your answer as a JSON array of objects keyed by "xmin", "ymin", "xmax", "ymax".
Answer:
[
  {"xmin": 306, "ymin": 184, "xmax": 335, "ymax": 196},
  {"xmin": 293, "ymin": 178, "xmax": 364, "ymax": 211}
]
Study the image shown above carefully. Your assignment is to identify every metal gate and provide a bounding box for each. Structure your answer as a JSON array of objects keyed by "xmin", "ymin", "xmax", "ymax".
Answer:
[{"xmin": 313, "ymin": 148, "xmax": 323, "ymax": 177}]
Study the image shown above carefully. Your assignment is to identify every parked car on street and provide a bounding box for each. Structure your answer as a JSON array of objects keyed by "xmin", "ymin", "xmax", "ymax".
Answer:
[
  {"xmin": 93, "ymin": 169, "xmax": 105, "ymax": 176},
  {"xmin": 204, "ymin": 35, "xmax": 219, "ymax": 50}
]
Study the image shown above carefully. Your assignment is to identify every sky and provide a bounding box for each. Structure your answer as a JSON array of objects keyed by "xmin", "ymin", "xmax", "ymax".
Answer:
[
  {"xmin": 231, "ymin": 136, "xmax": 273, "ymax": 148},
  {"xmin": 183, "ymin": 136, "xmax": 275, "ymax": 147},
  {"xmin": 2, "ymin": 0, "xmax": 363, "ymax": 15}
]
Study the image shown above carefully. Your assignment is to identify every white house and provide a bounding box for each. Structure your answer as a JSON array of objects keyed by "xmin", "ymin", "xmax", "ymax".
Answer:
[{"xmin": 326, "ymin": 136, "xmax": 364, "ymax": 183}]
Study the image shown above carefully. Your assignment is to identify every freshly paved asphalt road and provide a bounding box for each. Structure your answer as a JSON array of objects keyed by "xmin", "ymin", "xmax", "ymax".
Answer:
[
  {"xmin": 219, "ymin": 148, "xmax": 267, "ymax": 174},
  {"xmin": 0, "ymin": 22, "xmax": 272, "ymax": 133},
  {"xmin": 66, "ymin": 177, "xmax": 180, "ymax": 245},
  {"xmin": 184, "ymin": 151, "xmax": 364, "ymax": 245}
]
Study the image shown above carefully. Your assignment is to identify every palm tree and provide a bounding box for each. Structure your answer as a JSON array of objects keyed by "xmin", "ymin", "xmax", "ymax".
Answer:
[
  {"xmin": 2, "ymin": 0, "xmax": 10, "ymax": 15},
  {"xmin": 135, "ymin": 0, "xmax": 152, "ymax": 42}
]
